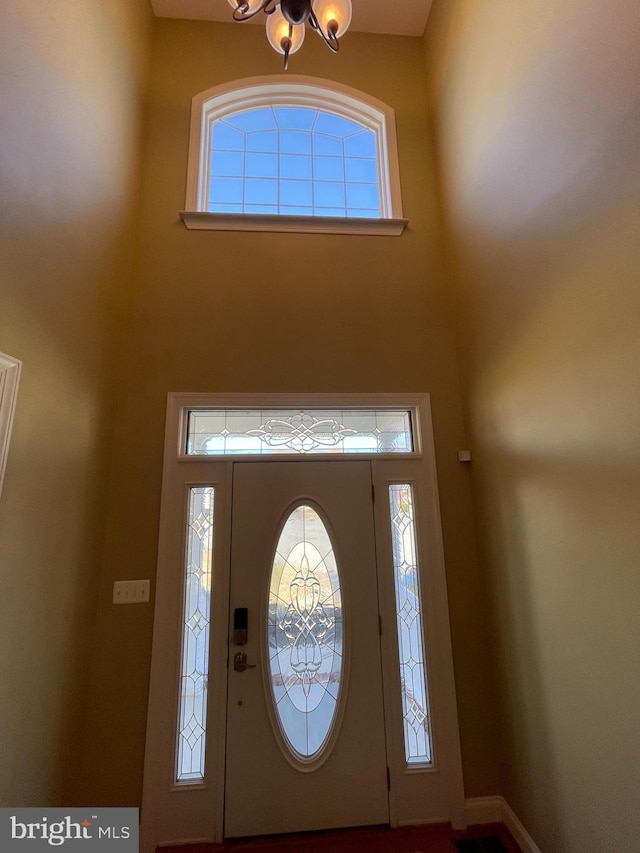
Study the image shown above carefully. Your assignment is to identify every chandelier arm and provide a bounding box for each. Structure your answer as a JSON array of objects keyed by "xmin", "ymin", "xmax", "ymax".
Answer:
[
  {"xmin": 283, "ymin": 24, "xmax": 293, "ymax": 71},
  {"xmin": 232, "ymin": 0, "xmax": 277, "ymax": 23},
  {"xmin": 308, "ymin": 10, "xmax": 340, "ymax": 52}
]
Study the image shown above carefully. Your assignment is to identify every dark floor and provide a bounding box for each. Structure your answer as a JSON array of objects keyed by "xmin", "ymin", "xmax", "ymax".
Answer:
[{"xmin": 160, "ymin": 823, "xmax": 521, "ymax": 853}]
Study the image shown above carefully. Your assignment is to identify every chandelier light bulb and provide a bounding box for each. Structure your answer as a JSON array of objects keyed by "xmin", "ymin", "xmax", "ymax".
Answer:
[
  {"xmin": 229, "ymin": 0, "xmax": 350, "ymax": 68},
  {"xmin": 312, "ymin": 0, "xmax": 352, "ymax": 39},
  {"xmin": 266, "ymin": 7, "xmax": 306, "ymax": 56}
]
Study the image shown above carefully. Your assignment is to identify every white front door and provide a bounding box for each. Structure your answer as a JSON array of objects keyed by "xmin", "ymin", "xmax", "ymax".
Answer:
[{"xmin": 225, "ymin": 460, "xmax": 389, "ymax": 838}]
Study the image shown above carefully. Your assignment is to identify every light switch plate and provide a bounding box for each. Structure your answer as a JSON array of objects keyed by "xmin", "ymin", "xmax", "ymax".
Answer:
[{"xmin": 113, "ymin": 579, "xmax": 150, "ymax": 604}]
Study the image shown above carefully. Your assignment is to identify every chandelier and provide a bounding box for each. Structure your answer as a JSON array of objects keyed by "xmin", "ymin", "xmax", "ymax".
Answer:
[{"xmin": 227, "ymin": 0, "xmax": 353, "ymax": 70}]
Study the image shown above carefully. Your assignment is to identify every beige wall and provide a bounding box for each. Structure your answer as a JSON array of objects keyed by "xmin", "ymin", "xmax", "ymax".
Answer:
[
  {"xmin": 6, "ymin": 2, "xmax": 637, "ymax": 840},
  {"xmin": 424, "ymin": 1, "xmax": 640, "ymax": 850},
  {"xmin": 0, "ymin": 0, "xmax": 152, "ymax": 805},
  {"xmin": 78, "ymin": 19, "xmax": 500, "ymax": 806}
]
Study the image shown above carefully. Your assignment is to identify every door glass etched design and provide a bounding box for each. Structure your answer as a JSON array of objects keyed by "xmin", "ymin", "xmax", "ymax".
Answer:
[
  {"xmin": 176, "ymin": 486, "xmax": 214, "ymax": 782},
  {"xmin": 268, "ymin": 505, "xmax": 343, "ymax": 761},
  {"xmin": 187, "ymin": 409, "xmax": 413, "ymax": 455},
  {"xmin": 389, "ymin": 484, "xmax": 432, "ymax": 765}
]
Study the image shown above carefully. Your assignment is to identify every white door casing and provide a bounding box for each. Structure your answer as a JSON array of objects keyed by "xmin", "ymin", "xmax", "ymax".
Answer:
[{"xmin": 141, "ymin": 394, "xmax": 466, "ymax": 852}]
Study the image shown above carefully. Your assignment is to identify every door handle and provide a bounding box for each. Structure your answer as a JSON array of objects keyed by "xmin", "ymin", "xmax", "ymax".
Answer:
[{"xmin": 233, "ymin": 652, "xmax": 257, "ymax": 672}]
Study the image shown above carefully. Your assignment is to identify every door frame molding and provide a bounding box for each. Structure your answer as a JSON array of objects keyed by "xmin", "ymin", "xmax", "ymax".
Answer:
[{"xmin": 141, "ymin": 393, "xmax": 465, "ymax": 853}]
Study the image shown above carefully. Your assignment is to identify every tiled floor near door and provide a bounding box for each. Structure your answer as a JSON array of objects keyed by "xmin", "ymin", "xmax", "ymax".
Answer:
[{"xmin": 161, "ymin": 823, "xmax": 521, "ymax": 853}]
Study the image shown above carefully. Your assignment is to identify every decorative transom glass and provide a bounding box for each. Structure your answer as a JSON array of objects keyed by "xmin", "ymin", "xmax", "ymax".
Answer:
[
  {"xmin": 186, "ymin": 409, "xmax": 413, "ymax": 456},
  {"xmin": 389, "ymin": 484, "xmax": 432, "ymax": 765},
  {"xmin": 176, "ymin": 486, "xmax": 215, "ymax": 782},
  {"xmin": 268, "ymin": 505, "xmax": 343, "ymax": 761},
  {"xmin": 209, "ymin": 106, "xmax": 380, "ymax": 217}
]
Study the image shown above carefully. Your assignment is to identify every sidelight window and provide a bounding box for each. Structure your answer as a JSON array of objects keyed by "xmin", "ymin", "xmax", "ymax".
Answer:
[
  {"xmin": 176, "ymin": 486, "xmax": 215, "ymax": 782},
  {"xmin": 389, "ymin": 483, "xmax": 432, "ymax": 765}
]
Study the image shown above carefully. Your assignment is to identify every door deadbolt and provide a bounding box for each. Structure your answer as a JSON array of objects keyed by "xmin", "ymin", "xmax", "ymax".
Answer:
[
  {"xmin": 233, "ymin": 652, "xmax": 257, "ymax": 672},
  {"xmin": 233, "ymin": 607, "xmax": 248, "ymax": 646}
]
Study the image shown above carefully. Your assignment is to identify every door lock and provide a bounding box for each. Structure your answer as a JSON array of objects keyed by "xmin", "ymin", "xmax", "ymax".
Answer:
[
  {"xmin": 233, "ymin": 652, "xmax": 257, "ymax": 672},
  {"xmin": 233, "ymin": 607, "xmax": 248, "ymax": 646}
]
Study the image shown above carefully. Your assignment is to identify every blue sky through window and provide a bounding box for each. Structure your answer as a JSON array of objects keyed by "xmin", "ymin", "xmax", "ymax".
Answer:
[{"xmin": 209, "ymin": 107, "xmax": 380, "ymax": 217}]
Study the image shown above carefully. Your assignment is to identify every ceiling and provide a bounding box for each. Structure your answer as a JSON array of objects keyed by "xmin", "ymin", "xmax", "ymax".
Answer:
[{"xmin": 150, "ymin": 0, "xmax": 433, "ymax": 38}]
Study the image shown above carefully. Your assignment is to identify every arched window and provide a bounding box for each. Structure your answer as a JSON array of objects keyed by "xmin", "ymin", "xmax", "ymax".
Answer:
[{"xmin": 182, "ymin": 76, "xmax": 406, "ymax": 236}]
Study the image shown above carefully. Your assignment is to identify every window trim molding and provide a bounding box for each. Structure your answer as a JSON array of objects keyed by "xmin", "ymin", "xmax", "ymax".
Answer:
[
  {"xmin": 0, "ymin": 352, "xmax": 21, "ymax": 498},
  {"xmin": 182, "ymin": 75, "xmax": 407, "ymax": 236},
  {"xmin": 179, "ymin": 210, "xmax": 407, "ymax": 236}
]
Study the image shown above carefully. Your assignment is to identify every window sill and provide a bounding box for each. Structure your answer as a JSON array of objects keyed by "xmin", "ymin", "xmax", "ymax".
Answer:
[{"xmin": 179, "ymin": 211, "xmax": 408, "ymax": 236}]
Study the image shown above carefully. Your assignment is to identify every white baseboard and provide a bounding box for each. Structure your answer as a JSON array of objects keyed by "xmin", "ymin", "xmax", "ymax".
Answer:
[
  {"xmin": 500, "ymin": 798, "xmax": 542, "ymax": 853},
  {"xmin": 465, "ymin": 795, "xmax": 503, "ymax": 825},
  {"xmin": 465, "ymin": 796, "xmax": 541, "ymax": 853}
]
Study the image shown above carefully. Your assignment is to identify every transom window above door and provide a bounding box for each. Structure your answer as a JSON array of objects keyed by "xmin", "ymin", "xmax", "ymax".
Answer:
[
  {"xmin": 181, "ymin": 77, "xmax": 407, "ymax": 236},
  {"xmin": 185, "ymin": 408, "xmax": 415, "ymax": 456}
]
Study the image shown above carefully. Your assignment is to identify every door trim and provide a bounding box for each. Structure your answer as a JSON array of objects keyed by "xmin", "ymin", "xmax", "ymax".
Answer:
[{"xmin": 141, "ymin": 393, "xmax": 465, "ymax": 852}]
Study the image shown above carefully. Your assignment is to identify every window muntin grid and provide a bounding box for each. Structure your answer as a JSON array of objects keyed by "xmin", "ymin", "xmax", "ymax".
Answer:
[
  {"xmin": 389, "ymin": 483, "xmax": 432, "ymax": 766},
  {"xmin": 208, "ymin": 106, "xmax": 381, "ymax": 218},
  {"xmin": 186, "ymin": 409, "xmax": 413, "ymax": 456},
  {"xmin": 176, "ymin": 486, "xmax": 215, "ymax": 783}
]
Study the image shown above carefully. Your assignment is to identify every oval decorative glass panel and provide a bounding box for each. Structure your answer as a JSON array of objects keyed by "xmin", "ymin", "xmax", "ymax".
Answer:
[{"xmin": 268, "ymin": 504, "xmax": 343, "ymax": 763}]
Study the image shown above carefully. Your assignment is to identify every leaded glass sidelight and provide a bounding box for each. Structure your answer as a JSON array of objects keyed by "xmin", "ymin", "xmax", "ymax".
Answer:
[
  {"xmin": 268, "ymin": 505, "xmax": 343, "ymax": 763},
  {"xmin": 176, "ymin": 486, "xmax": 215, "ymax": 782},
  {"xmin": 389, "ymin": 484, "xmax": 432, "ymax": 765}
]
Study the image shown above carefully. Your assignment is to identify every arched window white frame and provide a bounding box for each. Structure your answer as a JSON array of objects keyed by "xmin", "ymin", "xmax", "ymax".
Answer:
[{"xmin": 181, "ymin": 76, "xmax": 407, "ymax": 236}]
